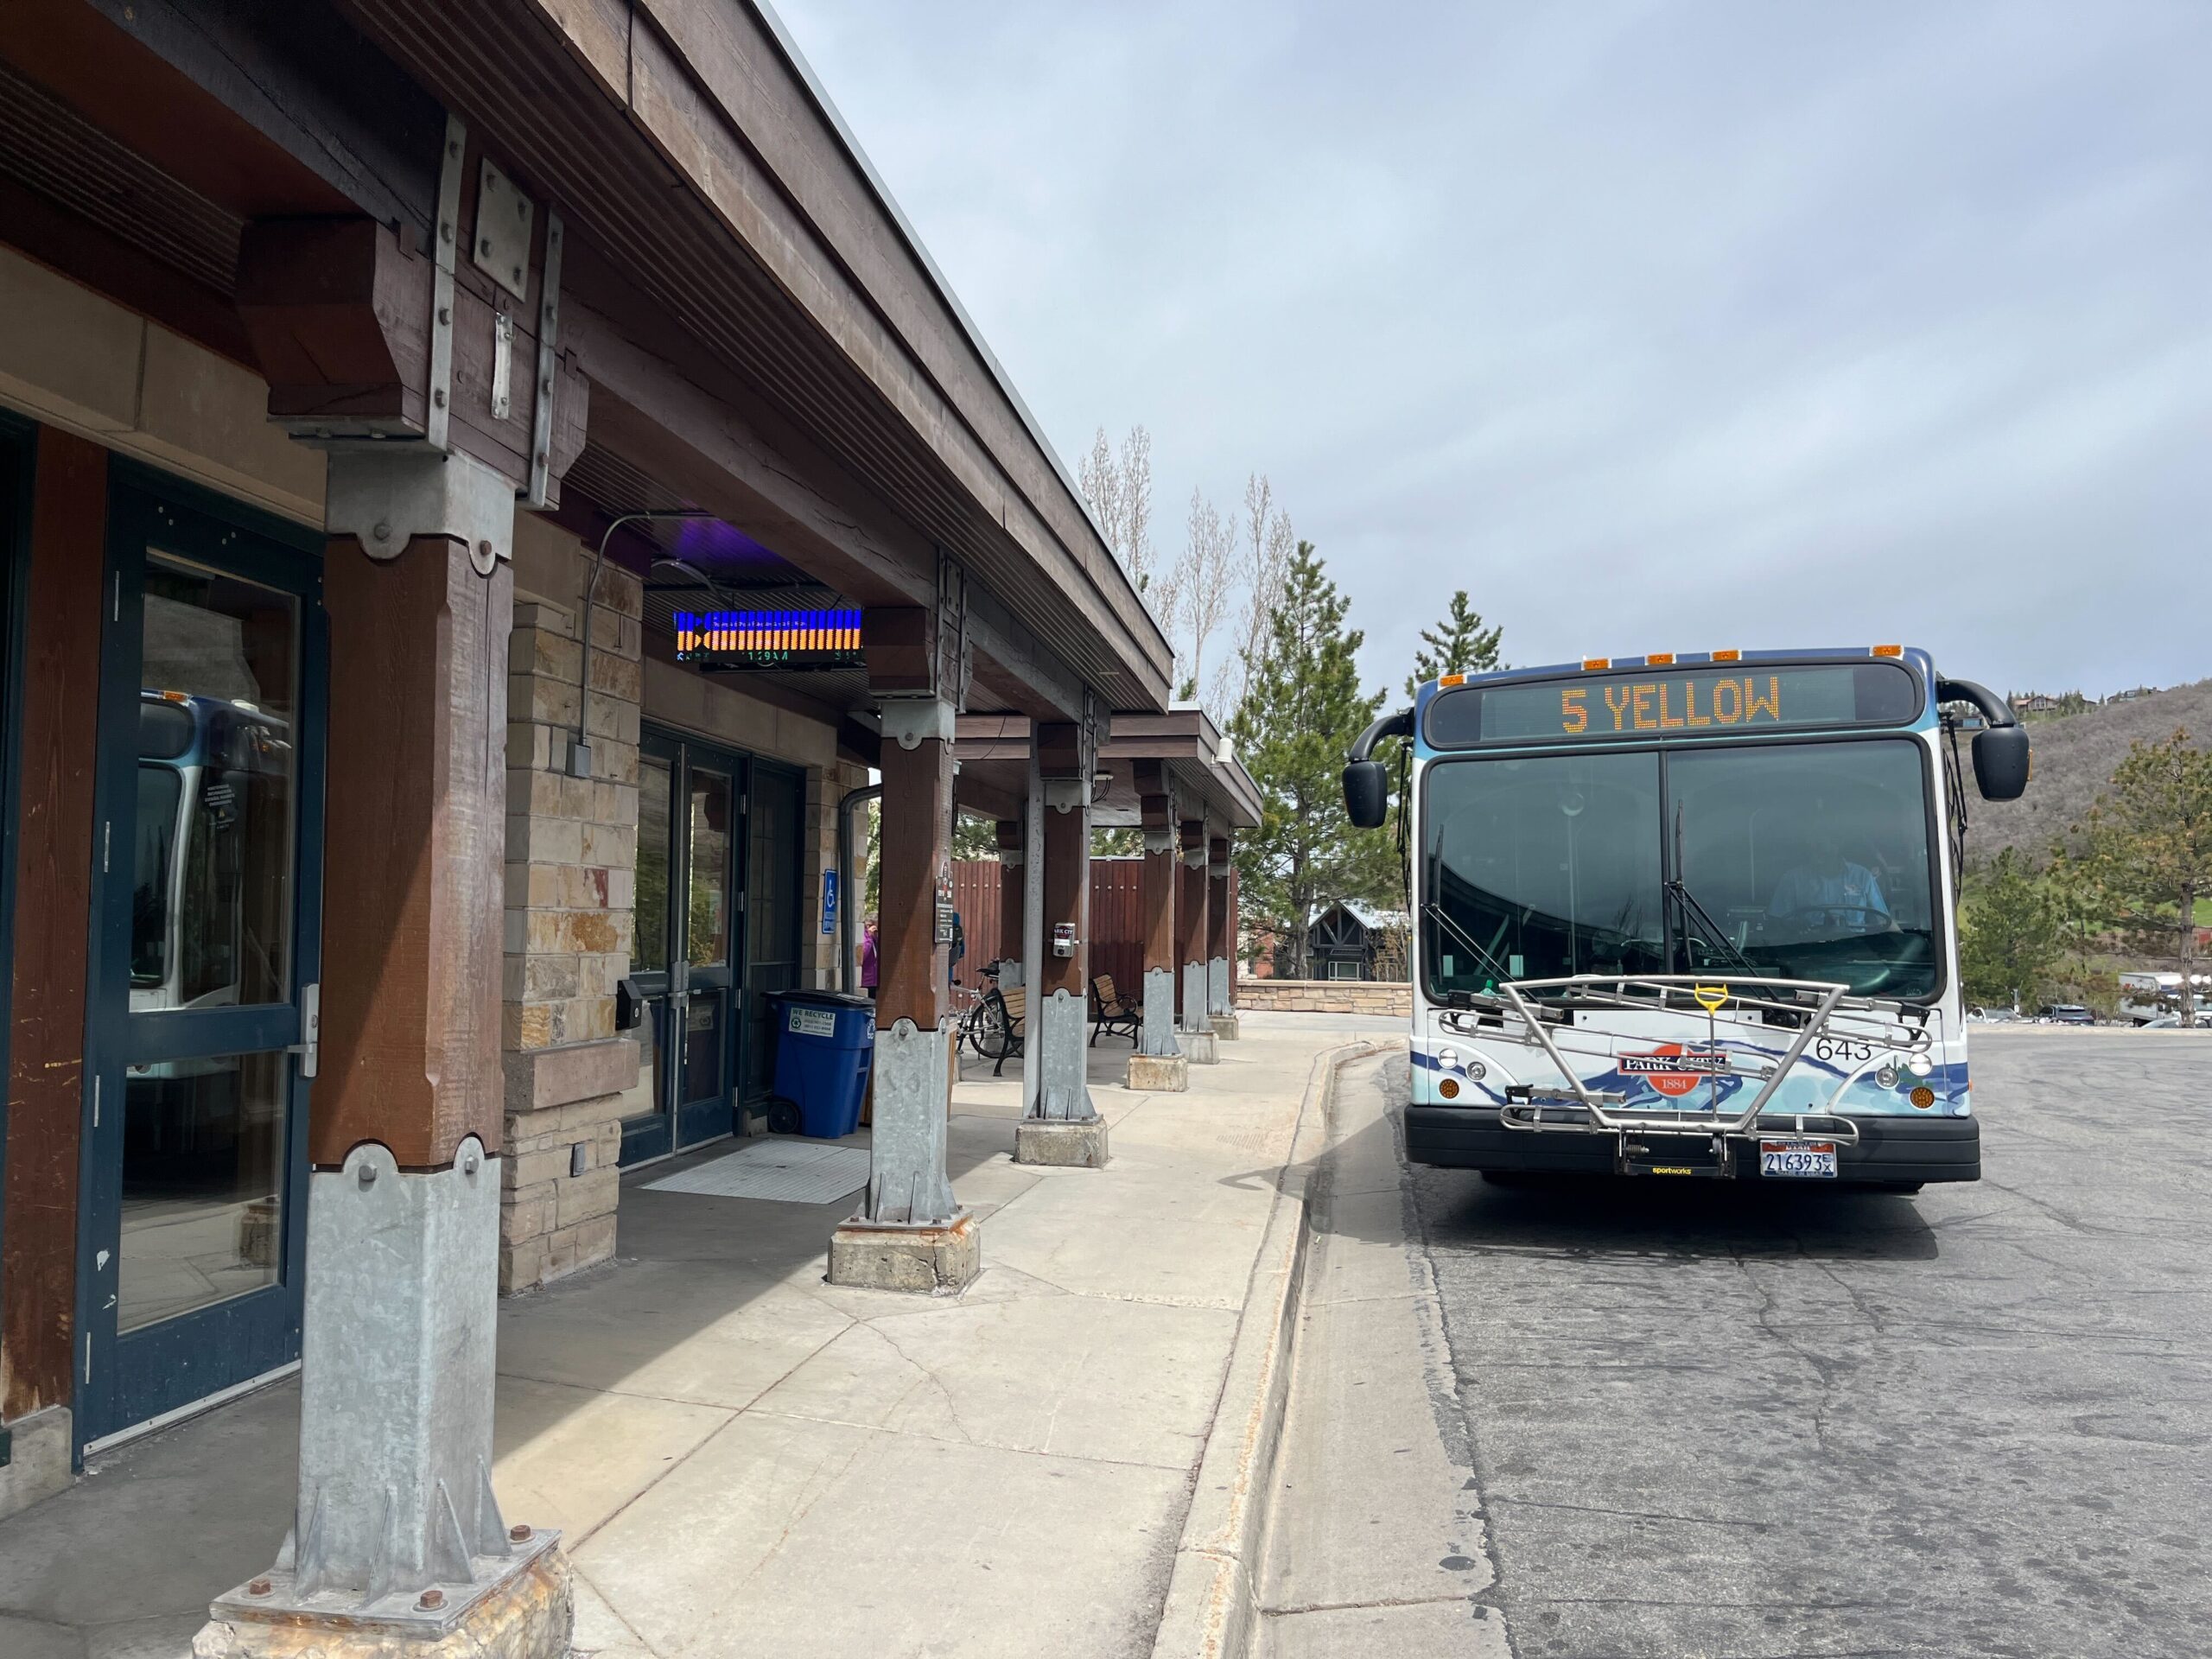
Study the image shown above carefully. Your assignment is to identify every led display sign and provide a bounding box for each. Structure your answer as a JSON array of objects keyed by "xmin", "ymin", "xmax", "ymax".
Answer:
[
  {"xmin": 675, "ymin": 608, "xmax": 863, "ymax": 670},
  {"xmin": 1427, "ymin": 661, "xmax": 1920, "ymax": 748}
]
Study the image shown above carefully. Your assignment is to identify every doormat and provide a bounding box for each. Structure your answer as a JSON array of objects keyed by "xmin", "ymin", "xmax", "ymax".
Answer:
[{"xmin": 640, "ymin": 1137, "xmax": 871, "ymax": 1206}]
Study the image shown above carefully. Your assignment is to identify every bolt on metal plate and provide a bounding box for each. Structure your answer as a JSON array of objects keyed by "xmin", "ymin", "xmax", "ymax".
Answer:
[{"xmin": 473, "ymin": 158, "xmax": 534, "ymax": 302}]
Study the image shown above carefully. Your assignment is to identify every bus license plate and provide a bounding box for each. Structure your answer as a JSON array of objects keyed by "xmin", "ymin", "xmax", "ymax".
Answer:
[{"xmin": 1758, "ymin": 1139, "xmax": 1838, "ymax": 1179}]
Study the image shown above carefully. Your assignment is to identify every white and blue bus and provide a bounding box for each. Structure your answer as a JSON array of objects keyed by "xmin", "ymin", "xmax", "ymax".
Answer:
[{"xmin": 1343, "ymin": 648, "xmax": 2030, "ymax": 1190}]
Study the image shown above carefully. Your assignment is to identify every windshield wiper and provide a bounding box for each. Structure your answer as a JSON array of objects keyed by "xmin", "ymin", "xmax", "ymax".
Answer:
[
  {"xmin": 1423, "ymin": 899, "xmax": 1514, "ymax": 988},
  {"xmin": 1665, "ymin": 877, "xmax": 1758, "ymax": 975}
]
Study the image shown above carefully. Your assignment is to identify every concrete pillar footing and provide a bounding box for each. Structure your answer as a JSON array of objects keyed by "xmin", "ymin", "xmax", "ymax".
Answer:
[
  {"xmin": 1210, "ymin": 1013, "xmax": 1242, "ymax": 1041},
  {"xmin": 1127, "ymin": 1052, "xmax": 1190, "ymax": 1092},
  {"xmin": 199, "ymin": 1535, "xmax": 569, "ymax": 1659},
  {"xmin": 1181, "ymin": 1031, "xmax": 1220, "ymax": 1065},
  {"xmin": 828, "ymin": 1210, "xmax": 982, "ymax": 1294},
  {"xmin": 1014, "ymin": 1116, "xmax": 1110, "ymax": 1167}
]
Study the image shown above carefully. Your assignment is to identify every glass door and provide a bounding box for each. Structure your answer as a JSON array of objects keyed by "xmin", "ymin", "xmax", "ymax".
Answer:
[
  {"xmin": 619, "ymin": 730, "xmax": 747, "ymax": 1165},
  {"xmin": 79, "ymin": 467, "xmax": 324, "ymax": 1446}
]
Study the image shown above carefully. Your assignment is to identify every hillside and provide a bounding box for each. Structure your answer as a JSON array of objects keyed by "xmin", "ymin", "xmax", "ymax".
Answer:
[{"xmin": 1966, "ymin": 678, "xmax": 2212, "ymax": 863}]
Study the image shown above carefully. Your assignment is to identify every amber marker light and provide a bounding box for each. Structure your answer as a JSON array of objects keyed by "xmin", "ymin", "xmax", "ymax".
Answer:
[
  {"xmin": 1438, "ymin": 1077, "xmax": 1461, "ymax": 1099},
  {"xmin": 1711, "ymin": 649, "xmax": 1742, "ymax": 663},
  {"xmin": 1872, "ymin": 644, "xmax": 1904, "ymax": 658},
  {"xmin": 1582, "ymin": 657, "xmax": 1610, "ymax": 671},
  {"xmin": 1440, "ymin": 673, "xmax": 1465, "ymax": 688},
  {"xmin": 1647, "ymin": 652, "xmax": 1675, "ymax": 666},
  {"xmin": 1910, "ymin": 1085, "xmax": 1936, "ymax": 1109}
]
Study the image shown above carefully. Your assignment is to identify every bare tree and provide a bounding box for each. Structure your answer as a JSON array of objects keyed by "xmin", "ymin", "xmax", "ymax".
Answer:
[
  {"xmin": 1120, "ymin": 426, "xmax": 1154, "ymax": 586},
  {"xmin": 1172, "ymin": 488, "xmax": 1238, "ymax": 708},
  {"xmin": 1231, "ymin": 472, "xmax": 1294, "ymax": 715},
  {"xmin": 1078, "ymin": 427, "xmax": 1128, "ymax": 561}
]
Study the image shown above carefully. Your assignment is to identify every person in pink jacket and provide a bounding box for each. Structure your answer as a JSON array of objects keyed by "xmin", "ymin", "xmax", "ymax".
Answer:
[{"xmin": 859, "ymin": 914, "xmax": 880, "ymax": 999}]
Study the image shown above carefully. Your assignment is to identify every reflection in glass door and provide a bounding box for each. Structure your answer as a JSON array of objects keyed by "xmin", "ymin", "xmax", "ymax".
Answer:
[
  {"xmin": 80, "ymin": 470, "xmax": 324, "ymax": 1445},
  {"xmin": 618, "ymin": 732, "xmax": 747, "ymax": 1165}
]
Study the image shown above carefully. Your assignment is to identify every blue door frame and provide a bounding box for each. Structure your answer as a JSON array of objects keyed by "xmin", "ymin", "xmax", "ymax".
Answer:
[
  {"xmin": 74, "ymin": 462, "xmax": 326, "ymax": 1449},
  {"xmin": 620, "ymin": 728, "xmax": 752, "ymax": 1166}
]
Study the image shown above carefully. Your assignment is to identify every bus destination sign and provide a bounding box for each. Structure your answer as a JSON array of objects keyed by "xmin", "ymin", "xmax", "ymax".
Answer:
[{"xmin": 1430, "ymin": 661, "xmax": 1920, "ymax": 747}]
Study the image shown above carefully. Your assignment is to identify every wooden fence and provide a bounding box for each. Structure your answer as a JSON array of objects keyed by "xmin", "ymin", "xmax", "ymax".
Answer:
[{"xmin": 950, "ymin": 857, "xmax": 1147, "ymax": 996}]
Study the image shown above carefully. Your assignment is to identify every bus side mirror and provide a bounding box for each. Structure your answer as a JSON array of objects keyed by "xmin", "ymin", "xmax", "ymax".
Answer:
[
  {"xmin": 1343, "ymin": 760, "xmax": 1389, "ymax": 829},
  {"xmin": 1972, "ymin": 724, "xmax": 2031, "ymax": 802}
]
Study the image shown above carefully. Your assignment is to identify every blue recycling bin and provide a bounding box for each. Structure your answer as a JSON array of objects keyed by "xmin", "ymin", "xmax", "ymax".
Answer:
[{"xmin": 769, "ymin": 990, "xmax": 875, "ymax": 1139}]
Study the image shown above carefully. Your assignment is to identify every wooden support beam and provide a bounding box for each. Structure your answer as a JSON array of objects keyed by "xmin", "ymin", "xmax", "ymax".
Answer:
[
  {"xmin": 3, "ymin": 430, "xmax": 105, "ymax": 1420},
  {"xmin": 315, "ymin": 531, "xmax": 511, "ymax": 1169},
  {"xmin": 995, "ymin": 818, "xmax": 1024, "ymax": 967},
  {"xmin": 1037, "ymin": 721, "xmax": 1091, "ymax": 1001}
]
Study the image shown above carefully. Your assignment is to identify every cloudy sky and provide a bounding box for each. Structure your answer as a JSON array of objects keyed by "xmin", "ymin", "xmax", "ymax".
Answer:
[{"xmin": 775, "ymin": 1, "xmax": 2209, "ymax": 703}]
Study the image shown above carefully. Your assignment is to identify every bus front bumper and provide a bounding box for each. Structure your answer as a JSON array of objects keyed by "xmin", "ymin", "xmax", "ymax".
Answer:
[{"xmin": 1406, "ymin": 1104, "xmax": 1980, "ymax": 1185}]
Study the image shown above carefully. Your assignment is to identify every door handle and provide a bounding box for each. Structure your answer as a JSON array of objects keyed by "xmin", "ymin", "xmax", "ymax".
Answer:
[{"xmin": 285, "ymin": 982, "xmax": 321, "ymax": 1078}]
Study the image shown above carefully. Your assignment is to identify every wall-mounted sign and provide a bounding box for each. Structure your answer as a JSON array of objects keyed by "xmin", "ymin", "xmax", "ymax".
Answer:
[
  {"xmin": 820, "ymin": 869, "xmax": 838, "ymax": 937},
  {"xmin": 675, "ymin": 608, "xmax": 863, "ymax": 670}
]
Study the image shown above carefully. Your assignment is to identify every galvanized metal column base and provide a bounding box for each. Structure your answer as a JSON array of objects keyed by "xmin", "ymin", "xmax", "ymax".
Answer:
[
  {"xmin": 1014, "ymin": 1116, "xmax": 1110, "ymax": 1167},
  {"xmin": 1030, "ymin": 986, "xmax": 1098, "ymax": 1122},
  {"xmin": 1138, "ymin": 965, "xmax": 1180, "ymax": 1059},
  {"xmin": 1210, "ymin": 1013, "xmax": 1242, "ymax": 1043},
  {"xmin": 1207, "ymin": 957, "xmax": 1231, "ymax": 1020},
  {"xmin": 1127, "ymin": 1052, "xmax": 1190, "ymax": 1091},
  {"xmin": 830, "ymin": 1018, "xmax": 976, "ymax": 1292},
  {"xmin": 998, "ymin": 959, "xmax": 1024, "ymax": 991},
  {"xmin": 200, "ymin": 1138, "xmax": 564, "ymax": 1655},
  {"xmin": 1181, "ymin": 962, "xmax": 1218, "ymax": 1063},
  {"xmin": 857, "ymin": 1017, "xmax": 958, "ymax": 1224}
]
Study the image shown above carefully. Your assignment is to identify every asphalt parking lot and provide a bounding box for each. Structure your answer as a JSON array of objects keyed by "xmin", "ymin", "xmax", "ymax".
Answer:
[{"xmin": 1409, "ymin": 1030, "xmax": 2212, "ymax": 1659}]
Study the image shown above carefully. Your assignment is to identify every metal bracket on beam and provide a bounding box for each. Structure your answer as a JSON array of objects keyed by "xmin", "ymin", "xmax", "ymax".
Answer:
[
  {"xmin": 878, "ymin": 696, "xmax": 956, "ymax": 752},
  {"xmin": 427, "ymin": 112, "xmax": 467, "ymax": 454},
  {"xmin": 524, "ymin": 212, "xmax": 564, "ymax": 509},
  {"xmin": 327, "ymin": 448, "xmax": 516, "ymax": 575}
]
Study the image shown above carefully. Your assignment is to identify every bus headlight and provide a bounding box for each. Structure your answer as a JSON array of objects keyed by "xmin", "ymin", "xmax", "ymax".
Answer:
[
  {"xmin": 1466, "ymin": 1059, "xmax": 1486, "ymax": 1080},
  {"xmin": 1875, "ymin": 1064, "xmax": 1900, "ymax": 1090},
  {"xmin": 1902, "ymin": 1051, "xmax": 1932, "ymax": 1078},
  {"xmin": 1437, "ymin": 1046, "xmax": 1459, "ymax": 1070}
]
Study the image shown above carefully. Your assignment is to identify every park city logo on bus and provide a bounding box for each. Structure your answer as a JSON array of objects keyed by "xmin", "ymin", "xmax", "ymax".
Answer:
[{"xmin": 1618, "ymin": 1045, "xmax": 1734, "ymax": 1097}]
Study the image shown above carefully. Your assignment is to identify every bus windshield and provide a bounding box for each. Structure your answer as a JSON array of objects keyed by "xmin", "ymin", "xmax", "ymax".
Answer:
[{"xmin": 1424, "ymin": 737, "xmax": 1940, "ymax": 1001}]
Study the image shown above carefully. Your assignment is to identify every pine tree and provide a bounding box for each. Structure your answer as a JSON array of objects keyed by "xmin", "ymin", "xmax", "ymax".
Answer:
[
  {"xmin": 1230, "ymin": 543, "xmax": 1396, "ymax": 978},
  {"xmin": 1405, "ymin": 590, "xmax": 1503, "ymax": 697},
  {"xmin": 2070, "ymin": 728, "xmax": 2212, "ymax": 1026},
  {"xmin": 1959, "ymin": 849, "xmax": 2063, "ymax": 1010}
]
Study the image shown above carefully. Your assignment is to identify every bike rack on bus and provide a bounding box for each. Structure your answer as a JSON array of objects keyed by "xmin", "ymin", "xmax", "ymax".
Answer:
[{"xmin": 1436, "ymin": 973, "xmax": 1940, "ymax": 1155}]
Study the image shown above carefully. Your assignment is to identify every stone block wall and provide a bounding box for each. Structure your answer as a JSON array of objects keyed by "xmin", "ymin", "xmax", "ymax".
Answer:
[
  {"xmin": 499, "ymin": 549, "xmax": 645, "ymax": 1293},
  {"xmin": 1235, "ymin": 978, "xmax": 1413, "ymax": 1016}
]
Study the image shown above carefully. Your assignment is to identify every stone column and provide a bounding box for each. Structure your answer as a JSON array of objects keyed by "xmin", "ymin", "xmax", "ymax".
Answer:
[
  {"xmin": 1179, "ymin": 817, "xmax": 1218, "ymax": 1064},
  {"xmin": 1018, "ymin": 718, "xmax": 1109, "ymax": 1166},
  {"xmin": 827, "ymin": 676, "xmax": 977, "ymax": 1291},
  {"xmin": 499, "ymin": 525, "xmax": 644, "ymax": 1294},
  {"xmin": 202, "ymin": 449, "xmax": 567, "ymax": 1655},
  {"xmin": 994, "ymin": 817, "xmax": 1025, "ymax": 988},
  {"xmin": 1128, "ymin": 765, "xmax": 1185, "ymax": 1090},
  {"xmin": 1208, "ymin": 835, "xmax": 1239, "ymax": 1039}
]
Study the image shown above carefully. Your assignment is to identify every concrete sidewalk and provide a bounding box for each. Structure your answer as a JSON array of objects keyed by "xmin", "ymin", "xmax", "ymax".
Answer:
[{"xmin": 0, "ymin": 1014, "xmax": 1390, "ymax": 1659}]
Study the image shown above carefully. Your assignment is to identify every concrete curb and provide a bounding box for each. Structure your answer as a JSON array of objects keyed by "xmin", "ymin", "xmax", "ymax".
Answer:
[{"xmin": 1147, "ymin": 1035, "xmax": 1395, "ymax": 1659}]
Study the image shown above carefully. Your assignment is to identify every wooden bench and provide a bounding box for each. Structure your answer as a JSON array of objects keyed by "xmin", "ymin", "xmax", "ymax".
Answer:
[{"xmin": 1090, "ymin": 974, "xmax": 1142, "ymax": 1046}]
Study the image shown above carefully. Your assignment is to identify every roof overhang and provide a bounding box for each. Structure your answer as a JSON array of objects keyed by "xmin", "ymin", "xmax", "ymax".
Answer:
[{"xmin": 952, "ymin": 710, "xmax": 1263, "ymax": 832}]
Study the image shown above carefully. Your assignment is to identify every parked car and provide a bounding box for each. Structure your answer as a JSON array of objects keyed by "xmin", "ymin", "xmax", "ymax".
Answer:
[
  {"xmin": 2038, "ymin": 1004, "xmax": 2095, "ymax": 1026},
  {"xmin": 1968, "ymin": 1006, "xmax": 2022, "ymax": 1023}
]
